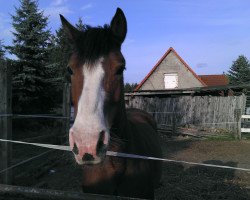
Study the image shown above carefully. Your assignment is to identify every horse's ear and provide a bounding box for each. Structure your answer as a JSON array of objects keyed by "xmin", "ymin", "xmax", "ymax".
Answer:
[
  {"xmin": 110, "ymin": 8, "xmax": 127, "ymax": 44},
  {"xmin": 60, "ymin": 14, "xmax": 81, "ymax": 42}
]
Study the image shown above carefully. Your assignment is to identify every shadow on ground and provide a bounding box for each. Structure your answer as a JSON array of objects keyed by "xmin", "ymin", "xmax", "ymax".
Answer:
[
  {"xmin": 155, "ymin": 160, "xmax": 249, "ymax": 200},
  {"xmin": 159, "ymin": 136, "xmax": 194, "ymax": 158}
]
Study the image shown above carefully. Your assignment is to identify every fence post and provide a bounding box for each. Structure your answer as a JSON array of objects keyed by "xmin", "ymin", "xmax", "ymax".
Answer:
[
  {"xmin": 234, "ymin": 109, "xmax": 242, "ymax": 140},
  {"xmin": 62, "ymin": 83, "xmax": 71, "ymax": 143},
  {"xmin": 172, "ymin": 112, "xmax": 176, "ymax": 135},
  {"xmin": 0, "ymin": 60, "xmax": 12, "ymax": 184}
]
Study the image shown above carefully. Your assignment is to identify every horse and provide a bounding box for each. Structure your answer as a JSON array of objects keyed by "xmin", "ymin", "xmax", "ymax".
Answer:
[{"xmin": 60, "ymin": 8, "xmax": 162, "ymax": 199}]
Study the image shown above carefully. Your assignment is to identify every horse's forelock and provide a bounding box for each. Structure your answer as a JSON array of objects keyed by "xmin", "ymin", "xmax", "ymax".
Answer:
[{"xmin": 72, "ymin": 25, "xmax": 121, "ymax": 66}]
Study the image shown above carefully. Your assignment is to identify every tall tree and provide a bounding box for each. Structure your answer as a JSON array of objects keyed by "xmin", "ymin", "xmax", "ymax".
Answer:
[
  {"xmin": 46, "ymin": 17, "xmax": 92, "ymax": 106},
  {"xmin": 6, "ymin": 0, "xmax": 53, "ymax": 113},
  {"xmin": 124, "ymin": 83, "xmax": 138, "ymax": 92},
  {"xmin": 76, "ymin": 17, "xmax": 85, "ymax": 31},
  {"xmin": 0, "ymin": 40, "xmax": 5, "ymax": 60},
  {"xmin": 51, "ymin": 17, "xmax": 87, "ymax": 84},
  {"xmin": 51, "ymin": 25, "xmax": 72, "ymax": 83},
  {"xmin": 227, "ymin": 55, "xmax": 250, "ymax": 85}
]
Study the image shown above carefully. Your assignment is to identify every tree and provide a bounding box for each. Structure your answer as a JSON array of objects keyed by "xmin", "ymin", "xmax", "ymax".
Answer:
[
  {"xmin": 76, "ymin": 17, "xmax": 85, "ymax": 31},
  {"xmin": 6, "ymin": 0, "xmax": 53, "ymax": 113},
  {"xmin": 45, "ymin": 17, "xmax": 86, "ymax": 106},
  {"xmin": 51, "ymin": 17, "xmax": 88, "ymax": 84},
  {"xmin": 227, "ymin": 55, "xmax": 250, "ymax": 85},
  {"xmin": 124, "ymin": 83, "xmax": 138, "ymax": 92},
  {"xmin": 0, "ymin": 40, "xmax": 5, "ymax": 60},
  {"xmin": 48, "ymin": 26, "xmax": 72, "ymax": 88}
]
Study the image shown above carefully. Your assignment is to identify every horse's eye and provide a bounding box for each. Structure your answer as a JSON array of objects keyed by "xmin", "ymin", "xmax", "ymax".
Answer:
[
  {"xmin": 115, "ymin": 65, "xmax": 125, "ymax": 75},
  {"xmin": 67, "ymin": 66, "xmax": 73, "ymax": 75}
]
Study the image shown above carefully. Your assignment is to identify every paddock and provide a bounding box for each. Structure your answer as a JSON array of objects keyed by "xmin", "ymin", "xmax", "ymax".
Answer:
[
  {"xmin": 1, "ymin": 137, "xmax": 249, "ymax": 200},
  {"xmin": 1, "ymin": 61, "xmax": 250, "ymax": 199}
]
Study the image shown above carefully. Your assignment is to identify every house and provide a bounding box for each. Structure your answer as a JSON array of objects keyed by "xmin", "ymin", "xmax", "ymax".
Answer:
[{"xmin": 134, "ymin": 47, "xmax": 228, "ymax": 91}]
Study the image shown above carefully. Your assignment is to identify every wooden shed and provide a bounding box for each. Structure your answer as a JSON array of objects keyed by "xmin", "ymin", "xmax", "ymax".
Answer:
[{"xmin": 126, "ymin": 85, "xmax": 249, "ymax": 134}]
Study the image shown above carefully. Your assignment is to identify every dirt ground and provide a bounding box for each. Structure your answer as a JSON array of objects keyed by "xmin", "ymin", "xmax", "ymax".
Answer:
[
  {"xmin": 155, "ymin": 136, "xmax": 250, "ymax": 200},
  {"xmin": 2, "ymin": 135, "xmax": 250, "ymax": 200}
]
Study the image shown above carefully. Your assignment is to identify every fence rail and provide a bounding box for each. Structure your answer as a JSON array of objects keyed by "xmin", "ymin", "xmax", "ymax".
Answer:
[
  {"xmin": 241, "ymin": 114, "xmax": 250, "ymax": 134},
  {"xmin": 0, "ymin": 114, "xmax": 70, "ymax": 119},
  {"xmin": 0, "ymin": 184, "xmax": 140, "ymax": 200}
]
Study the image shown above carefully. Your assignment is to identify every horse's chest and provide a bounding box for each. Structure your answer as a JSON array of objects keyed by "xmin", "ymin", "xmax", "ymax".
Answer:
[{"xmin": 81, "ymin": 156, "xmax": 125, "ymax": 194}]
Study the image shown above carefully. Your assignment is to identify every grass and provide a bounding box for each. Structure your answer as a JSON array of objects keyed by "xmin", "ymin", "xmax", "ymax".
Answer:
[
  {"xmin": 205, "ymin": 134, "xmax": 237, "ymax": 141},
  {"xmin": 205, "ymin": 133, "xmax": 250, "ymax": 141},
  {"xmin": 241, "ymin": 133, "xmax": 250, "ymax": 140}
]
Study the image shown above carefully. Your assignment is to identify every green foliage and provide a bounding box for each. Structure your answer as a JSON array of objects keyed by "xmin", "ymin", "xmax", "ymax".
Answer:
[
  {"xmin": 45, "ymin": 17, "xmax": 88, "ymax": 106},
  {"xmin": 76, "ymin": 18, "xmax": 85, "ymax": 31},
  {"xmin": 51, "ymin": 26, "xmax": 72, "ymax": 83},
  {"xmin": 227, "ymin": 55, "xmax": 250, "ymax": 85},
  {"xmin": 242, "ymin": 133, "xmax": 250, "ymax": 140},
  {"xmin": 50, "ymin": 17, "xmax": 89, "ymax": 85},
  {"xmin": 6, "ymin": 0, "xmax": 55, "ymax": 113},
  {"xmin": 0, "ymin": 40, "xmax": 5, "ymax": 60},
  {"xmin": 124, "ymin": 83, "xmax": 138, "ymax": 92},
  {"xmin": 205, "ymin": 134, "xmax": 235, "ymax": 141}
]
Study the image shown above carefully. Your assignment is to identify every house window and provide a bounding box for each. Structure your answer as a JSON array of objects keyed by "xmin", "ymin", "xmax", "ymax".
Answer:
[{"xmin": 164, "ymin": 73, "xmax": 178, "ymax": 89}]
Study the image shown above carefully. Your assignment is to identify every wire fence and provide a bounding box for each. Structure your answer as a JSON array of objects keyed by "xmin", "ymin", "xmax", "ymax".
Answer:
[
  {"xmin": 0, "ymin": 109, "xmax": 249, "ymax": 189},
  {"xmin": 1, "ymin": 139, "xmax": 250, "ymax": 173},
  {"xmin": 0, "ymin": 149, "xmax": 55, "ymax": 175},
  {"xmin": 0, "ymin": 114, "xmax": 70, "ymax": 119}
]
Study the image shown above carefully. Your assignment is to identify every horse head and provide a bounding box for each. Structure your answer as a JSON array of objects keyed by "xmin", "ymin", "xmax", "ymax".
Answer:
[{"xmin": 60, "ymin": 8, "xmax": 127, "ymax": 165}]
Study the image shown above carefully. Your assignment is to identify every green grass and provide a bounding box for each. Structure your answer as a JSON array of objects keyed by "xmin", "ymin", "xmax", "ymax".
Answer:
[
  {"xmin": 205, "ymin": 134, "xmax": 237, "ymax": 141},
  {"xmin": 205, "ymin": 133, "xmax": 250, "ymax": 141},
  {"xmin": 241, "ymin": 133, "xmax": 250, "ymax": 140}
]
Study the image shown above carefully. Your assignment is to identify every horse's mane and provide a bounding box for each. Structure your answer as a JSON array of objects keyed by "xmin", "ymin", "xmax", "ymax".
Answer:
[{"xmin": 73, "ymin": 24, "xmax": 121, "ymax": 65}]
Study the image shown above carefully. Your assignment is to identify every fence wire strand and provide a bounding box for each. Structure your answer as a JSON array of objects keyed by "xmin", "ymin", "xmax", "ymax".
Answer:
[
  {"xmin": 0, "ymin": 114, "xmax": 70, "ymax": 119},
  {"xmin": 0, "ymin": 139, "xmax": 250, "ymax": 173}
]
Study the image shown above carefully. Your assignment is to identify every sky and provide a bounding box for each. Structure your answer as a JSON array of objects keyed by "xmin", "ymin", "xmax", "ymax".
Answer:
[{"xmin": 1, "ymin": 0, "xmax": 250, "ymax": 83}]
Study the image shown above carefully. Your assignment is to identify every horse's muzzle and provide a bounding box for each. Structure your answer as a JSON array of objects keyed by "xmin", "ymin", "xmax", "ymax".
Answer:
[{"xmin": 69, "ymin": 129, "xmax": 108, "ymax": 165}]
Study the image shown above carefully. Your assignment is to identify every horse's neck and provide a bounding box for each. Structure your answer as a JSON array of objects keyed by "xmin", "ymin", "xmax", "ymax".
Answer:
[{"xmin": 110, "ymin": 90, "xmax": 128, "ymax": 139}]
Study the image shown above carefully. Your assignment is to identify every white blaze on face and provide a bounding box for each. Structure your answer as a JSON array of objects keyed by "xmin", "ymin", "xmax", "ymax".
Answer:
[{"xmin": 70, "ymin": 59, "xmax": 109, "ymax": 156}]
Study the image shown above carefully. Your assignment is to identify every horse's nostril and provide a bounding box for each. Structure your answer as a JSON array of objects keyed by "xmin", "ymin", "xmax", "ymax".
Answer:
[
  {"xmin": 96, "ymin": 130, "xmax": 106, "ymax": 156},
  {"xmin": 82, "ymin": 153, "xmax": 94, "ymax": 162},
  {"xmin": 72, "ymin": 143, "xmax": 79, "ymax": 155},
  {"xmin": 99, "ymin": 130, "xmax": 105, "ymax": 141}
]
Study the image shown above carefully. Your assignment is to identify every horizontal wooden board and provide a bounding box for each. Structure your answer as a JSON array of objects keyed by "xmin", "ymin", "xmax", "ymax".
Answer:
[
  {"xmin": 0, "ymin": 184, "xmax": 143, "ymax": 200},
  {"xmin": 241, "ymin": 128, "xmax": 250, "ymax": 132},
  {"xmin": 242, "ymin": 115, "xmax": 250, "ymax": 119}
]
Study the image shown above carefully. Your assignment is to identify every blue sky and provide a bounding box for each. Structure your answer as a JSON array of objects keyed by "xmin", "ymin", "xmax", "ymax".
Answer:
[{"xmin": 1, "ymin": 0, "xmax": 250, "ymax": 83}]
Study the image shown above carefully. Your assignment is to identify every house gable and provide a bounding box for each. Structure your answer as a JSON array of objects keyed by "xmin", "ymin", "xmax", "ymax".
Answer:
[{"xmin": 135, "ymin": 47, "xmax": 206, "ymax": 91}]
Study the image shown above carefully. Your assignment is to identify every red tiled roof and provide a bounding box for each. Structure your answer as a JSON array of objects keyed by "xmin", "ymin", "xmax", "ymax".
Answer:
[
  {"xmin": 134, "ymin": 47, "xmax": 206, "ymax": 91},
  {"xmin": 198, "ymin": 75, "xmax": 229, "ymax": 87}
]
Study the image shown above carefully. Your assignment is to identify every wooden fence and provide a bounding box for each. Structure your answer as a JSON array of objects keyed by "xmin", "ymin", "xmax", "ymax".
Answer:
[
  {"xmin": 0, "ymin": 184, "xmax": 140, "ymax": 200},
  {"xmin": 125, "ymin": 94, "xmax": 246, "ymax": 134},
  {"xmin": 0, "ymin": 60, "xmax": 12, "ymax": 184}
]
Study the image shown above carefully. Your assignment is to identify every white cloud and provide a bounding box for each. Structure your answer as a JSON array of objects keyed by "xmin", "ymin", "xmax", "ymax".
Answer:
[
  {"xmin": 51, "ymin": 0, "xmax": 68, "ymax": 6},
  {"xmin": 43, "ymin": 0, "xmax": 74, "ymax": 21},
  {"xmin": 0, "ymin": 13, "xmax": 11, "ymax": 29},
  {"xmin": 0, "ymin": 12, "xmax": 13, "ymax": 45},
  {"xmin": 196, "ymin": 63, "xmax": 208, "ymax": 68},
  {"xmin": 81, "ymin": 3, "xmax": 93, "ymax": 11},
  {"xmin": 1, "ymin": 27, "xmax": 14, "ymax": 38},
  {"xmin": 124, "ymin": 38, "xmax": 135, "ymax": 46},
  {"xmin": 44, "ymin": 6, "xmax": 73, "ymax": 19}
]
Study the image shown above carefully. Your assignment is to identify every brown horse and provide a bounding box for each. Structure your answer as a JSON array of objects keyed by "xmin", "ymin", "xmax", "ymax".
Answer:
[{"xmin": 60, "ymin": 8, "xmax": 162, "ymax": 199}]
